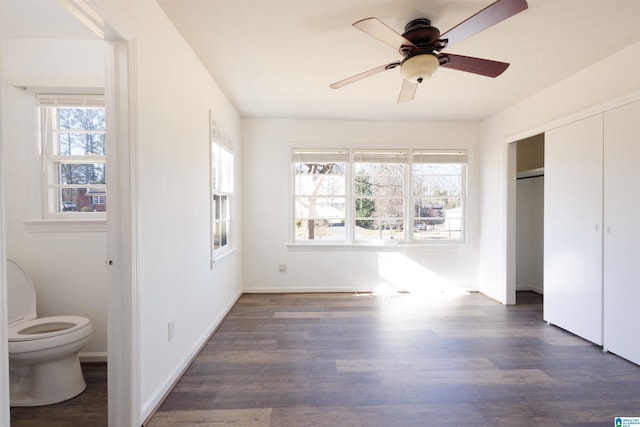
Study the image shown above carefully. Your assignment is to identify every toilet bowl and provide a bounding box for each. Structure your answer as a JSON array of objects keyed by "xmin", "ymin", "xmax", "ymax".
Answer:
[{"xmin": 7, "ymin": 259, "xmax": 93, "ymax": 406}]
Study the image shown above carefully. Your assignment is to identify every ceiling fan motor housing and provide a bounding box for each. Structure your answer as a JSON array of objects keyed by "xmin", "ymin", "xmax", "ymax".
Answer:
[{"xmin": 400, "ymin": 19, "xmax": 442, "ymax": 83}]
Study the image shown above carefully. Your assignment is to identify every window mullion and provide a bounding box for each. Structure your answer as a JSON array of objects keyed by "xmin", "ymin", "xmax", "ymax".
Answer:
[
  {"xmin": 346, "ymin": 150, "xmax": 354, "ymax": 244},
  {"xmin": 405, "ymin": 152, "xmax": 412, "ymax": 242}
]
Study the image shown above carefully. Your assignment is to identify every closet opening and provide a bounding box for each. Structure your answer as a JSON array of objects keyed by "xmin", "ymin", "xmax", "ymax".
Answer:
[{"xmin": 514, "ymin": 133, "xmax": 544, "ymax": 304}]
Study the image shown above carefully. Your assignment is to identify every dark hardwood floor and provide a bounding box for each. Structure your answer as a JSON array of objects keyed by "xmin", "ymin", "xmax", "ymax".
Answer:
[
  {"xmin": 10, "ymin": 292, "xmax": 640, "ymax": 426},
  {"xmin": 146, "ymin": 291, "xmax": 640, "ymax": 426},
  {"xmin": 9, "ymin": 362, "xmax": 107, "ymax": 426}
]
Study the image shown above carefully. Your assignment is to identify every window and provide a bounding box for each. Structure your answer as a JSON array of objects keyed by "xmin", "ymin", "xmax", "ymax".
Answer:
[
  {"xmin": 354, "ymin": 150, "xmax": 407, "ymax": 242},
  {"xmin": 38, "ymin": 95, "xmax": 106, "ymax": 218},
  {"xmin": 412, "ymin": 151, "xmax": 466, "ymax": 241},
  {"xmin": 211, "ymin": 120, "xmax": 233, "ymax": 258},
  {"xmin": 291, "ymin": 148, "xmax": 467, "ymax": 244},
  {"xmin": 293, "ymin": 150, "xmax": 348, "ymax": 242}
]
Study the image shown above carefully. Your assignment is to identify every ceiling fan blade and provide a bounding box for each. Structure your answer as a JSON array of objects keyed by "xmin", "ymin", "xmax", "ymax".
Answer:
[
  {"xmin": 397, "ymin": 79, "xmax": 418, "ymax": 103},
  {"xmin": 440, "ymin": 0, "xmax": 528, "ymax": 48},
  {"xmin": 353, "ymin": 17, "xmax": 417, "ymax": 51},
  {"xmin": 330, "ymin": 61, "xmax": 401, "ymax": 89},
  {"xmin": 439, "ymin": 53, "xmax": 510, "ymax": 77}
]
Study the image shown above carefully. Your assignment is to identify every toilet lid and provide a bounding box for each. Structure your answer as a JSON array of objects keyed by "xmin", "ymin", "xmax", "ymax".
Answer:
[{"xmin": 7, "ymin": 260, "xmax": 37, "ymax": 325}]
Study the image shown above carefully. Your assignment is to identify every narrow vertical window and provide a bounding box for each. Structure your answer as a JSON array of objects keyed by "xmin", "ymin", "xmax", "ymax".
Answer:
[
  {"xmin": 353, "ymin": 150, "xmax": 408, "ymax": 242},
  {"xmin": 211, "ymin": 119, "xmax": 233, "ymax": 259},
  {"xmin": 38, "ymin": 95, "xmax": 106, "ymax": 218},
  {"xmin": 292, "ymin": 149, "xmax": 348, "ymax": 242},
  {"xmin": 412, "ymin": 150, "xmax": 467, "ymax": 241}
]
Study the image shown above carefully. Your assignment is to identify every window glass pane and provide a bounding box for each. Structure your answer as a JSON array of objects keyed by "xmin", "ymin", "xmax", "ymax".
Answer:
[
  {"xmin": 413, "ymin": 174, "xmax": 462, "ymax": 197},
  {"xmin": 294, "ymin": 162, "xmax": 345, "ymax": 196},
  {"xmin": 58, "ymin": 163, "xmax": 106, "ymax": 185},
  {"xmin": 358, "ymin": 175, "xmax": 403, "ymax": 196},
  {"xmin": 294, "ymin": 196, "xmax": 345, "ymax": 241},
  {"xmin": 354, "ymin": 218, "xmax": 404, "ymax": 241},
  {"xmin": 295, "ymin": 197, "xmax": 345, "ymax": 220},
  {"xmin": 354, "ymin": 163, "xmax": 404, "ymax": 175},
  {"xmin": 294, "ymin": 219, "xmax": 345, "ymax": 241},
  {"xmin": 213, "ymin": 222, "xmax": 221, "ymax": 250},
  {"xmin": 58, "ymin": 188, "xmax": 107, "ymax": 213},
  {"xmin": 413, "ymin": 197, "xmax": 462, "ymax": 241},
  {"xmin": 58, "ymin": 107, "xmax": 105, "ymax": 131},
  {"xmin": 57, "ymin": 132, "xmax": 105, "ymax": 156},
  {"xmin": 220, "ymin": 221, "xmax": 228, "ymax": 247},
  {"xmin": 219, "ymin": 149, "xmax": 232, "ymax": 192},
  {"xmin": 295, "ymin": 174, "xmax": 345, "ymax": 196},
  {"xmin": 220, "ymin": 194, "xmax": 229, "ymax": 220},
  {"xmin": 412, "ymin": 163, "xmax": 461, "ymax": 175}
]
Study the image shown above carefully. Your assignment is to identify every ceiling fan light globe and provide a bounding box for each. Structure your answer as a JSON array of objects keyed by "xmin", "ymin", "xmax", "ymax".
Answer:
[{"xmin": 400, "ymin": 54, "xmax": 439, "ymax": 84}]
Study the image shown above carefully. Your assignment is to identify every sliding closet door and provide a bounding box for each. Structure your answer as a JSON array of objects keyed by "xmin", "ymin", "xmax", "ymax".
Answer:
[
  {"xmin": 603, "ymin": 100, "xmax": 640, "ymax": 363},
  {"xmin": 544, "ymin": 114, "xmax": 603, "ymax": 345}
]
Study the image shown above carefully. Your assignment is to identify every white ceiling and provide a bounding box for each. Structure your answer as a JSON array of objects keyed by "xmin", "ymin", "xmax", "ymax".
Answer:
[
  {"xmin": 156, "ymin": 0, "xmax": 640, "ymax": 121},
  {"xmin": 3, "ymin": 0, "xmax": 639, "ymax": 121}
]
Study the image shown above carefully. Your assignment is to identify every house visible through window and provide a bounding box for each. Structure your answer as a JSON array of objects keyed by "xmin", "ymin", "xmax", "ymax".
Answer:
[
  {"xmin": 38, "ymin": 95, "xmax": 106, "ymax": 218},
  {"xmin": 211, "ymin": 120, "xmax": 233, "ymax": 258},
  {"xmin": 291, "ymin": 148, "xmax": 467, "ymax": 244}
]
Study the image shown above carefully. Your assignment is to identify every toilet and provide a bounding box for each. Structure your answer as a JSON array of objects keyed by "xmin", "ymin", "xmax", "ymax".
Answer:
[{"xmin": 7, "ymin": 259, "xmax": 93, "ymax": 406}]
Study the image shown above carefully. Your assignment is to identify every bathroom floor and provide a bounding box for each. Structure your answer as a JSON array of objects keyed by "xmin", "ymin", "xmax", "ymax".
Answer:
[{"xmin": 9, "ymin": 362, "xmax": 107, "ymax": 427}]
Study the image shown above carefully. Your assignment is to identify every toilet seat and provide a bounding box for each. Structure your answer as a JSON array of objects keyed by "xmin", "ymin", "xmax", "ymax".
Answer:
[
  {"xmin": 8, "ymin": 315, "xmax": 91, "ymax": 342},
  {"xmin": 8, "ymin": 317, "xmax": 92, "ymax": 355}
]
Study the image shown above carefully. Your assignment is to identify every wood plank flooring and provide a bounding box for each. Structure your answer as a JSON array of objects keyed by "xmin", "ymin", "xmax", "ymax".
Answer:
[
  {"xmin": 146, "ymin": 292, "xmax": 640, "ymax": 426},
  {"xmin": 10, "ymin": 292, "xmax": 640, "ymax": 426},
  {"xmin": 9, "ymin": 362, "xmax": 107, "ymax": 426}
]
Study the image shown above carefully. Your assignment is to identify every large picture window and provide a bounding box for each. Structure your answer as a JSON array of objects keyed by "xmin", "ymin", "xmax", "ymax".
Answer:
[
  {"xmin": 291, "ymin": 148, "xmax": 467, "ymax": 244},
  {"xmin": 38, "ymin": 95, "xmax": 106, "ymax": 218}
]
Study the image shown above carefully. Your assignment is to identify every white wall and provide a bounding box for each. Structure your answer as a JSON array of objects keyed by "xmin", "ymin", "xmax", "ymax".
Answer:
[
  {"xmin": 479, "ymin": 41, "xmax": 640, "ymax": 303},
  {"xmin": 516, "ymin": 175, "xmax": 543, "ymax": 293},
  {"xmin": 2, "ymin": 38, "xmax": 108, "ymax": 357},
  {"xmin": 103, "ymin": 1, "xmax": 243, "ymax": 420},
  {"xmin": 242, "ymin": 119, "xmax": 480, "ymax": 294}
]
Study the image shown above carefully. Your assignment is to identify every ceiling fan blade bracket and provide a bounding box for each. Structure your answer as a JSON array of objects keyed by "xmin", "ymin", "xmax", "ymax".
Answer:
[
  {"xmin": 438, "ymin": 54, "xmax": 451, "ymax": 66},
  {"xmin": 434, "ymin": 39, "xmax": 448, "ymax": 51}
]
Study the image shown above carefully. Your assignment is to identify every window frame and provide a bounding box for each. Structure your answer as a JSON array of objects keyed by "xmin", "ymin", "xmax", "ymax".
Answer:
[
  {"xmin": 37, "ymin": 94, "xmax": 107, "ymax": 220},
  {"xmin": 290, "ymin": 147, "xmax": 468, "ymax": 246},
  {"xmin": 210, "ymin": 118, "xmax": 234, "ymax": 263}
]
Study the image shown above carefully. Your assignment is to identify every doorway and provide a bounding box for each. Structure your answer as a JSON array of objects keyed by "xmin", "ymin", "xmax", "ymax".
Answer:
[{"xmin": 513, "ymin": 134, "xmax": 545, "ymax": 302}]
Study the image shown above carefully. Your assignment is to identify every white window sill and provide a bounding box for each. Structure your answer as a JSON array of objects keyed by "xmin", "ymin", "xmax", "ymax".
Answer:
[
  {"xmin": 211, "ymin": 247, "xmax": 237, "ymax": 268},
  {"xmin": 23, "ymin": 219, "xmax": 107, "ymax": 233},
  {"xmin": 287, "ymin": 242, "xmax": 471, "ymax": 251}
]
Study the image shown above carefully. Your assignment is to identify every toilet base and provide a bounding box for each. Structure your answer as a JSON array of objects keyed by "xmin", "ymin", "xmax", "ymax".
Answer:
[{"xmin": 10, "ymin": 353, "xmax": 87, "ymax": 406}]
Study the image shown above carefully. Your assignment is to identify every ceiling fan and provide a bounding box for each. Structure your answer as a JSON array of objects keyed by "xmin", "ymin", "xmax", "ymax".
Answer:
[{"xmin": 329, "ymin": 0, "xmax": 528, "ymax": 103}]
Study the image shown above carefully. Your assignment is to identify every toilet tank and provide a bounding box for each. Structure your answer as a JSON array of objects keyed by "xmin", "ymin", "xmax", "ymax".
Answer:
[{"xmin": 7, "ymin": 260, "xmax": 37, "ymax": 325}]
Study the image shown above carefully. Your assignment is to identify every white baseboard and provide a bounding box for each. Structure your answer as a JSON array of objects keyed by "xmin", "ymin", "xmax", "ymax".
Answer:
[
  {"xmin": 243, "ymin": 286, "xmax": 375, "ymax": 294},
  {"xmin": 79, "ymin": 352, "xmax": 107, "ymax": 363},
  {"xmin": 141, "ymin": 289, "xmax": 243, "ymax": 424}
]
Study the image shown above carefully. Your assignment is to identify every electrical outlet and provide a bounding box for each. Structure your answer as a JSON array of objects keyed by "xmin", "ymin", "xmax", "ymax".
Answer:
[
  {"xmin": 168, "ymin": 320, "xmax": 175, "ymax": 341},
  {"xmin": 278, "ymin": 263, "xmax": 286, "ymax": 272}
]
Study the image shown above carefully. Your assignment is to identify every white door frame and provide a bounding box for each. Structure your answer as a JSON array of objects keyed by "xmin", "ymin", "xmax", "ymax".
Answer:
[
  {"xmin": 0, "ymin": 31, "xmax": 12, "ymax": 426},
  {"xmin": 61, "ymin": 2, "xmax": 140, "ymax": 425}
]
